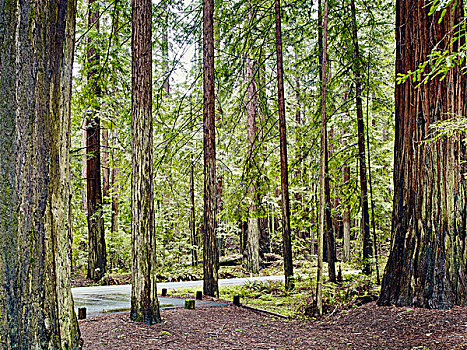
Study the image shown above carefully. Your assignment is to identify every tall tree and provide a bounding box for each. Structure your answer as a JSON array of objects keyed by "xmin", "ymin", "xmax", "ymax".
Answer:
[
  {"xmin": 246, "ymin": 22, "xmax": 261, "ymax": 274},
  {"xmin": 131, "ymin": 0, "xmax": 161, "ymax": 324},
  {"xmin": 203, "ymin": 0, "xmax": 219, "ymax": 297},
  {"xmin": 350, "ymin": 0, "xmax": 372, "ymax": 276},
  {"xmin": 0, "ymin": 0, "xmax": 81, "ymax": 346},
  {"xmin": 317, "ymin": 0, "xmax": 336, "ymax": 282},
  {"xmin": 317, "ymin": 0, "xmax": 329, "ymax": 316},
  {"xmin": 378, "ymin": 0, "xmax": 467, "ymax": 309},
  {"xmin": 86, "ymin": 0, "xmax": 107, "ymax": 281},
  {"xmin": 110, "ymin": 3, "xmax": 120, "ymax": 237},
  {"xmin": 275, "ymin": 0, "xmax": 294, "ymax": 290}
]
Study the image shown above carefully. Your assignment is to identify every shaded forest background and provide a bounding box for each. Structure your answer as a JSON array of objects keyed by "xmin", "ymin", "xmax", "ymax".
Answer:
[{"xmin": 71, "ymin": 0, "xmax": 395, "ymax": 279}]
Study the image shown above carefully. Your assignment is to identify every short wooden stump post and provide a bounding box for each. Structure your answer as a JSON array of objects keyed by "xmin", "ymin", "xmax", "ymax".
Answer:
[
  {"xmin": 196, "ymin": 291, "xmax": 203, "ymax": 300},
  {"xmin": 78, "ymin": 307, "xmax": 87, "ymax": 320},
  {"xmin": 185, "ymin": 299, "xmax": 195, "ymax": 309},
  {"xmin": 161, "ymin": 288, "xmax": 167, "ymax": 296},
  {"xmin": 233, "ymin": 295, "xmax": 240, "ymax": 306}
]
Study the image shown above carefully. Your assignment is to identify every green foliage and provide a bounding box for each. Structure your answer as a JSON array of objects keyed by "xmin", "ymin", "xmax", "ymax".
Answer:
[{"xmin": 70, "ymin": 0, "xmax": 396, "ymax": 277}]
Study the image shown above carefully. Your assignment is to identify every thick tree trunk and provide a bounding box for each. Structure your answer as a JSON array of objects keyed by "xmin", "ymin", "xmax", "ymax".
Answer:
[
  {"xmin": 275, "ymin": 0, "xmax": 294, "ymax": 290},
  {"xmin": 130, "ymin": 0, "xmax": 161, "ymax": 324},
  {"xmin": 203, "ymin": 0, "xmax": 219, "ymax": 297},
  {"xmin": 86, "ymin": 0, "xmax": 106, "ymax": 281},
  {"xmin": 378, "ymin": 0, "xmax": 467, "ymax": 309},
  {"xmin": 350, "ymin": 0, "xmax": 372, "ymax": 275},
  {"xmin": 0, "ymin": 0, "xmax": 81, "ymax": 346}
]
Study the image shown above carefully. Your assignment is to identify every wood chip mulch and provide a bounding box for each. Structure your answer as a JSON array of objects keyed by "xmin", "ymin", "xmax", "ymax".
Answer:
[{"xmin": 79, "ymin": 302, "xmax": 467, "ymax": 349}]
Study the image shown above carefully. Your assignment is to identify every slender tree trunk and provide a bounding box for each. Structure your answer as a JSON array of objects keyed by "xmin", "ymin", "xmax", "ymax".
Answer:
[
  {"xmin": 110, "ymin": 4, "xmax": 119, "ymax": 237},
  {"xmin": 246, "ymin": 33, "xmax": 261, "ymax": 274},
  {"xmin": 275, "ymin": 0, "xmax": 294, "ymax": 290},
  {"xmin": 162, "ymin": 1, "xmax": 170, "ymax": 95},
  {"xmin": 366, "ymin": 53, "xmax": 380, "ymax": 284},
  {"xmin": 317, "ymin": 0, "xmax": 329, "ymax": 316},
  {"xmin": 378, "ymin": 0, "xmax": 467, "ymax": 309},
  {"xmin": 190, "ymin": 151, "xmax": 198, "ymax": 266},
  {"xmin": 350, "ymin": 0, "xmax": 372, "ymax": 275},
  {"xmin": 86, "ymin": 0, "xmax": 106, "ymax": 281},
  {"xmin": 203, "ymin": 0, "xmax": 219, "ymax": 297},
  {"xmin": 130, "ymin": 0, "xmax": 161, "ymax": 324},
  {"xmin": 0, "ymin": 0, "xmax": 81, "ymax": 346},
  {"xmin": 342, "ymin": 163, "xmax": 351, "ymax": 262},
  {"xmin": 102, "ymin": 128, "xmax": 110, "ymax": 203},
  {"xmin": 81, "ymin": 119, "xmax": 88, "ymax": 212}
]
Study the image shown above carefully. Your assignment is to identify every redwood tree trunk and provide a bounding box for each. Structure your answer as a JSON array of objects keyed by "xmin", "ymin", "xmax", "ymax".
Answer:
[
  {"xmin": 0, "ymin": 0, "xmax": 81, "ymax": 346},
  {"xmin": 86, "ymin": 0, "xmax": 106, "ymax": 281},
  {"xmin": 246, "ymin": 37, "xmax": 261, "ymax": 274},
  {"xmin": 350, "ymin": 0, "xmax": 372, "ymax": 275},
  {"xmin": 130, "ymin": 0, "xmax": 161, "ymax": 324},
  {"xmin": 203, "ymin": 0, "xmax": 219, "ymax": 297},
  {"xmin": 275, "ymin": 0, "xmax": 294, "ymax": 290},
  {"xmin": 378, "ymin": 0, "xmax": 467, "ymax": 309}
]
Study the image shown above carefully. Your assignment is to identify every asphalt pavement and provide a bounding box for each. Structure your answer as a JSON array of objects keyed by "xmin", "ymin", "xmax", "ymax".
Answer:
[{"xmin": 72, "ymin": 275, "xmax": 285, "ymax": 317}]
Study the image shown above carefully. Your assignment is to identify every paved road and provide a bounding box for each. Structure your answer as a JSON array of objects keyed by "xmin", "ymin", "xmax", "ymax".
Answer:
[
  {"xmin": 72, "ymin": 271, "xmax": 361, "ymax": 317},
  {"xmin": 72, "ymin": 275, "xmax": 285, "ymax": 317}
]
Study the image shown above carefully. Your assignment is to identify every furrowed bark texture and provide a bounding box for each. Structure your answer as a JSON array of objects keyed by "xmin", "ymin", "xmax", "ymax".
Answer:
[
  {"xmin": 86, "ymin": 0, "xmax": 106, "ymax": 281},
  {"xmin": 246, "ymin": 41, "xmax": 260, "ymax": 274},
  {"xmin": 350, "ymin": 0, "xmax": 372, "ymax": 275},
  {"xmin": 378, "ymin": 0, "xmax": 467, "ymax": 309},
  {"xmin": 275, "ymin": 0, "xmax": 294, "ymax": 290},
  {"xmin": 131, "ymin": 0, "xmax": 161, "ymax": 325},
  {"xmin": 203, "ymin": 0, "xmax": 219, "ymax": 297},
  {"xmin": 0, "ymin": 0, "xmax": 81, "ymax": 347}
]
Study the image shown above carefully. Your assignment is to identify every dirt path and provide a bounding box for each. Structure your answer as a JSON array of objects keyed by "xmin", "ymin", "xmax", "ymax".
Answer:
[{"xmin": 78, "ymin": 302, "xmax": 467, "ymax": 349}]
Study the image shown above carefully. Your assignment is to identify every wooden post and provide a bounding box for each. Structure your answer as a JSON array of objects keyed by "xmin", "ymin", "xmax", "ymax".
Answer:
[
  {"xmin": 161, "ymin": 288, "xmax": 167, "ymax": 296},
  {"xmin": 233, "ymin": 295, "xmax": 240, "ymax": 306},
  {"xmin": 196, "ymin": 291, "xmax": 203, "ymax": 300},
  {"xmin": 78, "ymin": 307, "xmax": 87, "ymax": 320},
  {"xmin": 185, "ymin": 299, "xmax": 195, "ymax": 309}
]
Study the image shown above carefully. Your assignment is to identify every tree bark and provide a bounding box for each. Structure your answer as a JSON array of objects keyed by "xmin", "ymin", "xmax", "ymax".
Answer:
[
  {"xmin": 378, "ymin": 0, "xmax": 467, "ymax": 309},
  {"xmin": 275, "ymin": 0, "xmax": 294, "ymax": 291},
  {"xmin": 110, "ymin": 5, "xmax": 119, "ymax": 237},
  {"xmin": 86, "ymin": 0, "xmax": 106, "ymax": 281},
  {"xmin": 203, "ymin": 0, "xmax": 219, "ymax": 297},
  {"xmin": 131, "ymin": 0, "xmax": 161, "ymax": 324},
  {"xmin": 0, "ymin": 0, "xmax": 81, "ymax": 346},
  {"xmin": 102, "ymin": 128, "xmax": 110, "ymax": 204},
  {"xmin": 350, "ymin": 0, "xmax": 372, "ymax": 275},
  {"xmin": 342, "ymin": 163, "xmax": 351, "ymax": 262},
  {"xmin": 246, "ymin": 32, "xmax": 261, "ymax": 274},
  {"xmin": 111, "ymin": 130, "xmax": 119, "ymax": 236},
  {"xmin": 81, "ymin": 119, "xmax": 88, "ymax": 212},
  {"xmin": 317, "ymin": 0, "xmax": 329, "ymax": 316}
]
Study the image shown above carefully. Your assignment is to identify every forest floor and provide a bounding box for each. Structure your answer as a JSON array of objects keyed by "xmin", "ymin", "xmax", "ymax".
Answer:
[{"xmin": 79, "ymin": 301, "xmax": 467, "ymax": 350}]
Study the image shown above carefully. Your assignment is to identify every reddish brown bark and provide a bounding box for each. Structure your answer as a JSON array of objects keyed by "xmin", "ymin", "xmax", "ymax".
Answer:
[
  {"xmin": 86, "ymin": 0, "xmax": 106, "ymax": 281},
  {"xmin": 350, "ymin": 0, "xmax": 372, "ymax": 275},
  {"xmin": 131, "ymin": 0, "xmax": 161, "ymax": 324},
  {"xmin": 203, "ymin": 0, "xmax": 219, "ymax": 297},
  {"xmin": 275, "ymin": 0, "xmax": 294, "ymax": 290},
  {"xmin": 378, "ymin": 0, "xmax": 467, "ymax": 309}
]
